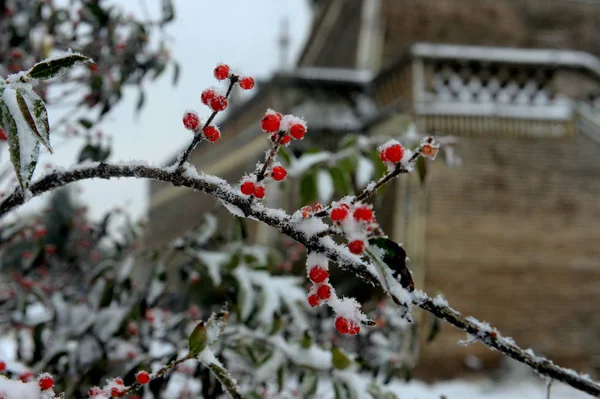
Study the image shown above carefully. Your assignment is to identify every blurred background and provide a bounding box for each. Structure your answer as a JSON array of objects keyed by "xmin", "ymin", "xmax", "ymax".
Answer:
[{"xmin": 1, "ymin": 1, "xmax": 600, "ymax": 398}]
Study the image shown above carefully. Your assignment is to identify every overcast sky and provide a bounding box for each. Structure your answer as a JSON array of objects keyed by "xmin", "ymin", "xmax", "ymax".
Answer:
[{"xmin": 5, "ymin": 0, "xmax": 311, "ymax": 222}]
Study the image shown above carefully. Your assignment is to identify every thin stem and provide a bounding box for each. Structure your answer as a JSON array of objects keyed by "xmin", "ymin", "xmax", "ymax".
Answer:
[
  {"xmin": 175, "ymin": 78, "xmax": 238, "ymax": 169},
  {"xmin": 256, "ymin": 133, "xmax": 283, "ymax": 181}
]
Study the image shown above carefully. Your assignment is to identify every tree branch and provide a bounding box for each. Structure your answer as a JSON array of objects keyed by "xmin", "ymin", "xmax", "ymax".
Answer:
[{"xmin": 1, "ymin": 162, "xmax": 599, "ymax": 397}]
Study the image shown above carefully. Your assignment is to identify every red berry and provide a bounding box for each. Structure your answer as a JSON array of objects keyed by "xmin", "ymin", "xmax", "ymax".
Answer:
[
  {"xmin": 353, "ymin": 206, "xmax": 373, "ymax": 222},
  {"xmin": 335, "ymin": 316, "xmax": 350, "ymax": 334},
  {"xmin": 309, "ymin": 266, "xmax": 328, "ymax": 284},
  {"xmin": 317, "ymin": 284, "xmax": 331, "ymax": 300},
  {"xmin": 38, "ymin": 375, "xmax": 54, "ymax": 390},
  {"xmin": 239, "ymin": 76, "xmax": 255, "ymax": 90},
  {"xmin": 290, "ymin": 123, "xmax": 306, "ymax": 139},
  {"xmin": 261, "ymin": 113, "xmax": 281, "ymax": 133},
  {"xmin": 111, "ymin": 387, "xmax": 125, "ymax": 397},
  {"xmin": 182, "ymin": 111, "xmax": 200, "ymax": 131},
  {"xmin": 240, "ymin": 181, "xmax": 255, "ymax": 196},
  {"xmin": 214, "ymin": 63, "xmax": 230, "ymax": 80},
  {"xmin": 348, "ymin": 321, "xmax": 361, "ymax": 335},
  {"xmin": 379, "ymin": 149, "xmax": 387, "ymax": 162},
  {"xmin": 271, "ymin": 166, "xmax": 287, "ymax": 182},
  {"xmin": 301, "ymin": 206, "xmax": 313, "ymax": 218},
  {"xmin": 0, "ymin": 128, "xmax": 6, "ymax": 141},
  {"xmin": 34, "ymin": 226, "xmax": 47, "ymax": 238},
  {"xmin": 201, "ymin": 88, "xmax": 215, "ymax": 105},
  {"xmin": 384, "ymin": 143, "xmax": 404, "ymax": 163},
  {"xmin": 307, "ymin": 294, "xmax": 320, "ymax": 307},
  {"xmin": 279, "ymin": 135, "xmax": 291, "ymax": 145},
  {"xmin": 330, "ymin": 207, "xmax": 349, "ymax": 222},
  {"xmin": 89, "ymin": 387, "xmax": 102, "ymax": 397},
  {"xmin": 136, "ymin": 371, "xmax": 150, "ymax": 385},
  {"xmin": 254, "ymin": 184, "xmax": 266, "ymax": 199},
  {"xmin": 210, "ymin": 96, "xmax": 228, "ymax": 112},
  {"xmin": 117, "ymin": 43, "xmax": 126, "ymax": 50},
  {"xmin": 0, "ymin": 361, "xmax": 5, "ymax": 372},
  {"xmin": 89, "ymin": 63, "xmax": 98, "ymax": 72},
  {"xmin": 115, "ymin": 378, "xmax": 124, "ymax": 386},
  {"xmin": 348, "ymin": 240, "xmax": 365, "ymax": 255},
  {"xmin": 203, "ymin": 125, "xmax": 221, "ymax": 142}
]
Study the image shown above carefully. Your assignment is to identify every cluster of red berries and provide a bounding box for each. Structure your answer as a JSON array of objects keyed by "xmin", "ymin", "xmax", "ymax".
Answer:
[
  {"xmin": 329, "ymin": 202, "xmax": 376, "ymax": 255},
  {"xmin": 239, "ymin": 176, "xmax": 266, "ymax": 199},
  {"xmin": 182, "ymin": 63, "xmax": 255, "ymax": 143},
  {"xmin": 300, "ymin": 202, "xmax": 323, "ymax": 219},
  {"xmin": 306, "ymin": 264, "xmax": 332, "ymax": 307},
  {"xmin": 335, "ymin": 316, "xmax": 361, "ymax": 335},
  {"xmin": 89, "ymin": 377, "xmax": 128, "ymax": 398},
  {"xmin": 239, "ymin": 163, "xmax": 288, "ymax": 199},
  {"xmin": 260, "ymin": 109, "xmax": 307, "ymax": 146}
]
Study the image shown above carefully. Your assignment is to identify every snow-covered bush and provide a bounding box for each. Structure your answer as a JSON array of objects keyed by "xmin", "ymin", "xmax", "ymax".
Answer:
[{"xmin": 0, "ymin": 53, "xmax": 599, "ymax": 399}]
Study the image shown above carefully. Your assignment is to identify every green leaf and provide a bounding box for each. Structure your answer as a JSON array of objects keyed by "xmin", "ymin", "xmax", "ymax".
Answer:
[
  {"xmin": 77, "ymin": 143, "xmax": 99, "ymax": 164},
  {"xmin": 277, "ymin": 147, "xmax": 293, "ymax": 166},
  {"xmin": 299, "ymin": 170, "xmax": 318, "ymax": 206},
  {"xmin": 188, "ymin": 321, "xmax": 208, "ymax": 356},
  {"xmin": 300, "ymin": 372, "xmax": 318, "ymax": 397},
  {"xmin": 368, "ymin": 237, "xmax": 414, "ymax": 292},
  {"xmin": 300, "ymin": 330, "xmax": 312, "ymax": 349},
  {"xmin": 83, "ymin": 2, "xmax": 109, "ymax": 25},
  {"xmin": 27, "ymin": 53, "xmax": 90, "ymax": 80},
  {"xmin": 332, "ymin": 346, "xmax": 352, "ymax": 370},
  {"xmin": 78, "ymin": 118, "xmax": 93, "ymax": 129},
  {"xmin": 15, "ymin": 88, "xmax": 52, "ymax": 153}
]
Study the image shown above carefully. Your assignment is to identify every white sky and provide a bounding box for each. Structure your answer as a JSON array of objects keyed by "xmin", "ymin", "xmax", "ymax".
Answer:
[{"xmin": 4, "ymin": 0, "xmax": 311, "ymax": 222}]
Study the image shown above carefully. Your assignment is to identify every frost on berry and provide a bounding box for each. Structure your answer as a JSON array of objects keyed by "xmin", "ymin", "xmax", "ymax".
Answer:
[
  {"xmin": 209, "ymin": 95, "xmax": 228, "ymax": 112},
  {"xmin": 281, "ymin": 114, "xmax": 307, "ymax": 140},
  {"xmin": 353, "ymin": 204, "xmax": 374, "ymax": 222},
  {"xmin": 420, "ymin": 137, "xmax": 440, "ymax": 159},
  {"xmin": 331, "ymin": 297, "xmax": 367, "ymax": 335},
  {"xmin": 348, "ymin": 239, "xmax": 365, "ymax": 255},
  {"xmin": 330, "ymin": 206, "xmax": 349, "ymax": 223},
  {"xmin": 261, "ymin": 109, "xmax": 282, "ymax": 133},
  {"xmin": 213, "ymin": 63, "xmax": 230, "ymax": 80},
  {"xmin": 201, "ymin": 87, "xmax": 216, "ymax": 105},
  {"xmin": 253, "ymin": 183, "xmax": 266, "ymax": 199},
  {"xmin": 240, "ymin": 175, "xmax": 256, "ymax": 196},
  {"xmin": 307, "ymin": 293, "xmax": 320, "ymax": 307},
  {"xmin": 278, "ymin": 134, "xmax": 291, "ymax": 146},
  {"xmin": 203, "ymin": 125, "xmax": 221, "ymax": 142},
  {"xmin": 271, "ymin": 165, "xmax": 287, "ymax": 182},
  {"xmin": 136, "ymin": 370, "xmax": 150, "ymax": 385},
  {"xmin": 301, "ymin": 205, "xmax": 313, "ymax": 219},
  {"xmin": 379, "ymin": 140, "xmax": 404, "ymax": 164},
  {"xmin": 239, "ymin": 76, "xmax": 255, "ymax": 90},
  {"xmin": 309, "ymin": 266, "xmax": 329, "ymax": 284},
  {"xmin": 182, "ymin": 110, "xmax": 200, "ymax": 131},
  {"xmin": 317, "ymin": 284, "xmax": 332, "ymax": 300},
  {"xmin": 37, "ymin": 372, "xmax": 54, "ymax": 390}
]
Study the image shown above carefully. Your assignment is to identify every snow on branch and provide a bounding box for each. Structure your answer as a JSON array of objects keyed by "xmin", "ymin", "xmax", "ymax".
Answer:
[{"xmin": 0, "ymin": 160, "xmax": 599, "ymax": 396}]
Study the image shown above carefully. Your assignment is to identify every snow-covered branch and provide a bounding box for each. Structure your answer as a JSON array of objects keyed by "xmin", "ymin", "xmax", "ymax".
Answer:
[{"xmin": 0, "ymin": 160, "xmax": 598, "ymax": 396}]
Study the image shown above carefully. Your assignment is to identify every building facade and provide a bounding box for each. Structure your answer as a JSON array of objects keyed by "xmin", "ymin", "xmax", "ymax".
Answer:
[{"xmin": 148, "ymin": 0, "xmax": 600, "ymax": 379}]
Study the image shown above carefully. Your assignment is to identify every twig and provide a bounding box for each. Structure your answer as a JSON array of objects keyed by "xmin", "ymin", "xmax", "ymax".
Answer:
[{"xmin": 175, "ymin": 78, "xmax": 238, "ymax": 169}]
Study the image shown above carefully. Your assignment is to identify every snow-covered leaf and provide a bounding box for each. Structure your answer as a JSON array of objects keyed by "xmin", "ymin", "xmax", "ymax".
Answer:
[
  {"xmin": 317, "ymin": 169, "xmax": 334, "ymax": 204},
  {"xmin": 355, "ymin": 156, "xmax": 374, "ymax": 188},
  {"xmin": 15, "ymin": 86, "xmax": 51, "ymax": 153},
  {"xmin": 26, "ymin": 52, "xmax": 90, "ymax": 80},
  {"xmin": 0, "ymin": 84, "xmax": 41, "ymax": 191}
]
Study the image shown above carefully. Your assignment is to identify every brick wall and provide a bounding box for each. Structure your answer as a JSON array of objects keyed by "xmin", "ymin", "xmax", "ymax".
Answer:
[{"xmin": 415, "ymin": 133, "xmax": 600, "ymax": 379}]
